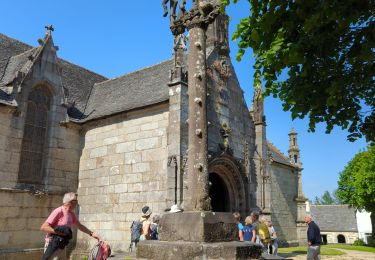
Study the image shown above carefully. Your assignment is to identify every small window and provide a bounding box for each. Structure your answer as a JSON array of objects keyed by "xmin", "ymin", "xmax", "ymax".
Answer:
[
  {"xmin": 294, "ymin": 155, "xmax": 298, "ymax": 163},
  {"xmin": 293, "ymin": 138, "xmax": 296, "ymax": 146},
  {"xmin": 18, "ymin": 86, "xmax": 51, "ymax": 184}
]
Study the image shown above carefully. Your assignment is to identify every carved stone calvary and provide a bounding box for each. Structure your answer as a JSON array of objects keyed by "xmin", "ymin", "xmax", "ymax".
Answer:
[{"xmin": 163, "ymin": 0, "xmax": 221, "ymax": 211}]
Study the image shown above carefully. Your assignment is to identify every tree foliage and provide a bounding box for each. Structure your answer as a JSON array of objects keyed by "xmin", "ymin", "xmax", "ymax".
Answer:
[
  {"xmin": 313, "ymin": 190, "xmax": 342, "ymax": 205},
  {"xmin": 337, "ymin": 144, "xmax": 375, "ymax": 212},
  {"xmin": 221, "ymin": 0, "xmax": 375, "ymax": 141},
  {"xmin": 337, "ymin": 144, "xmax": 375, "ymax": 239}
]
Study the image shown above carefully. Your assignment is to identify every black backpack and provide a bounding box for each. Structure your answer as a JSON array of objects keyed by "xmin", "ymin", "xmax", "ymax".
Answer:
[{"xmin": 128, "ymin": 220, "xmax": 143, "ymax": 252}]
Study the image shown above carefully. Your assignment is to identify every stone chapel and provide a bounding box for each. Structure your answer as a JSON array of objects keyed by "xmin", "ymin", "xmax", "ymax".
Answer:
[{"xmin": 0, "ymin": 14, "xmax": 307, "ymax": 258}]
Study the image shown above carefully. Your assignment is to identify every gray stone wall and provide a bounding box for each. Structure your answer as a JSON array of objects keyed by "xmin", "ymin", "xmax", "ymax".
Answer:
[
  {"xmin": 269, "ymin": 163, "xmax": 299, "ymax": 243},
  {"xmin": 0, "ymin": 189, "xmax": 62, "ymax": 250},
  {"xmin": 206, "ymin": 49, "xmax": 255, "ymax": 160},
  {"xmin": 76, "ymin": 104, "xmax": 169, "ymax": 251}
]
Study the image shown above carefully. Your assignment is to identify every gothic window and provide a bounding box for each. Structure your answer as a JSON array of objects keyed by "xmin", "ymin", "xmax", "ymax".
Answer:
[
  {"xmin": 18, "ymin": 86, "xmax": 52, "ymax": 184},
  {"xmin": 294, "ymin": 155, "xmax": 298, "ymax": 163}
]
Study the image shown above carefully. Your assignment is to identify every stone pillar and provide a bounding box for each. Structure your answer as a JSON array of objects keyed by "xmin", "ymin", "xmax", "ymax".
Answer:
[
  {"xmin": 185, "ymin": 25, "xmax": 211, "ymax": 211},
  {"xmin": 252, "ymin": 78, "xmax": 271, "ymax": 213},
  {"xmin": 166, "ymin": 34, "xmax": 188, "ymax": 207}
]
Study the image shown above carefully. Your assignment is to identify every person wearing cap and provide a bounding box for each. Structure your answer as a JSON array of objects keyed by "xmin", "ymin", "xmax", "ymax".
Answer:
[
  {"xmin": 40, "ymin": 192, "xmax": 100, "ymax": 260},
  {"xmin": 139, "ymin": 206, "xmax": 152, "ymax": 240}
]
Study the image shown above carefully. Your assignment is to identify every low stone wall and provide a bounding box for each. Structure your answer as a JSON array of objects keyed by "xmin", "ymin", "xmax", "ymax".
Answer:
[
  {"xmin": 0, "ymin": 248, "xmax": 43, "ymax": 260},
  {"xmin": 321, "ymin": 231, "xmax": 358, "ymax": 244},
  {"xmin": 0, "ymin": 189, "xmax": 62, "ymax": 251}
]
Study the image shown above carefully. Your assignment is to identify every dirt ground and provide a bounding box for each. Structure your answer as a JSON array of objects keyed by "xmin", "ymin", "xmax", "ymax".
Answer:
[{"xmin": 279, "ymin": 249, "xmax": 375, "ymax": 260}]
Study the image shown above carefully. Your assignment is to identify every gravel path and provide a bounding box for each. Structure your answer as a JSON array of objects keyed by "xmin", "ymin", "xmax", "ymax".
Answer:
[{"xmin": 279, "ymin": 249, "xmax": 375, "ymax": 260}]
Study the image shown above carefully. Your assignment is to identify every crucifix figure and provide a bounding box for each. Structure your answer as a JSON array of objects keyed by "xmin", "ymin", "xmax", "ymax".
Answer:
[{"xmin": 162, "ymin": 0, "xmax": 196, "ymax": 21}]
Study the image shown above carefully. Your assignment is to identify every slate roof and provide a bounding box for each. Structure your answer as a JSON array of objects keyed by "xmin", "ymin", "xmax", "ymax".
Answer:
[
  {"xmin": 0, "ymin": 33, "xmax": 174, "ymax": 122},
  {"xmin": 0, "ymin": 33, "xmax": 107, "ymax": 116},
  {"xmin": 267, "ymin": 141, "xmax": 296, "ymax": 168},
  {"xmin": 0, "ymin": 33, "xmax": 32, "ymax": 80},
  {"xmin": 310, "ymin": 205, "xmax": 358, "ymax": 232},
  {"xmin": 78, "ymin": 59, "xmax": 174, "ymax": 122}
]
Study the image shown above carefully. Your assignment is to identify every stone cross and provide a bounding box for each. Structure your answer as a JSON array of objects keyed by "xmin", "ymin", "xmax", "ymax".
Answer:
[
  {"xmin": 45, "ymin": 25, "xmax": 54, "ymax": 32},
  {"xmin": 163, "ymin": 0, "xmax": 220, "ymax": 211}
]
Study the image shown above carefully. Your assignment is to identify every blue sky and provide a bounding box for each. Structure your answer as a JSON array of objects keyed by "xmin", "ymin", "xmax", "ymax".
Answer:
[{"xmin": 1, "ymin": 0, "xmax": 368, "ymax": 200}]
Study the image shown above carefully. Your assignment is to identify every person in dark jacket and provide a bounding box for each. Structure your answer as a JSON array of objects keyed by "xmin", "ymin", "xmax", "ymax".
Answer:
[
  {"xmin": 304, "ymin": 215, "xmax": 321, "ymax": 260},
  {"xmin": 42, "ymin": 225, "xmax": 72, "ymax": 260}
]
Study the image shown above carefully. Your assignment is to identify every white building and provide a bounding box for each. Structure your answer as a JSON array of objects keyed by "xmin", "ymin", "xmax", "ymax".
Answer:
[{"xmin": 356, "ymin": 210, "xmax": 373, "ymax": 244}]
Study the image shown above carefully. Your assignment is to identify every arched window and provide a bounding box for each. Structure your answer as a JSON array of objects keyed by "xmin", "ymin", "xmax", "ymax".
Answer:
[
  {"xmin": 294, "ymin": 154, "xmax": 298, "ymax": 163},
  {"xmin": 18, "ymin": 86, "xmax": 52, "ymax": 184}
]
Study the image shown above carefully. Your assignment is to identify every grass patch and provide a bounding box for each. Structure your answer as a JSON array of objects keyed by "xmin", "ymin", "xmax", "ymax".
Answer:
[
  {"xmin": 278, "ymin": 246, "xmax": 344, "ymax": 256},
  {"xmin": 324, "ymin": 244, "xmax": 375, "ymax": 253}
]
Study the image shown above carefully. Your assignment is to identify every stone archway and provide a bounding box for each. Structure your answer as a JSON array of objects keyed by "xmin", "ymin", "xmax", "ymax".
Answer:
[
  {"xmin": 208, "ymin": 154, "xmax": 248, "ymax": 214},
  {"xmin": 209, "ymin": 172, "xmax": 230, "ymax": 212},
  {"xmin": 337, "ymin": 234, "xmax": 346, "ymax": 243}
]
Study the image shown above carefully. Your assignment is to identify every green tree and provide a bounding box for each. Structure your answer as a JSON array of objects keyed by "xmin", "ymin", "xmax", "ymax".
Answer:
[
  {"xmin": 314, "ymin": 190, "xmax": 341, "ymax": 205},
  {"xmin": 337, "ymin": 144, "xmax": 375, "ymax": 242},
  {"xmin": 221, "ymin": 0, "xmax": 375, "ymax": 141}
]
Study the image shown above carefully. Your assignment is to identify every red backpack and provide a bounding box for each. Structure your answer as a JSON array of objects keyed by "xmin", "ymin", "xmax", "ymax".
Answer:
[{"xmin": 88, "ymin": 240, "xmax": 111, "ymax": 260}]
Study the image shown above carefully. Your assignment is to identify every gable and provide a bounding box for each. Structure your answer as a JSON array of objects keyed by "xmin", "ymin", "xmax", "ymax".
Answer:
[{"xmin": 0, "ymin": 33, "xmax": 107, "ymax": 114}]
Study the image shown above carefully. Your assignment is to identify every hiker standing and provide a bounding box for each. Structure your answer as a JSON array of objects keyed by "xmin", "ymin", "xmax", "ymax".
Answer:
[
  {"xmin": 139, "ymin": 206, "xmax": 152, "ymax": 240},
  {"xmin": 243, "ymin": 216, "xmax": 256, "ymax": 242},
  {"xmin": 305, "ymin": 214, "xmax": 321, "ymax": 260},
  {"xmin": 40, "ymin": 192, "xmax": 100, "ymax": 260},
  {"xmin": 267, "ymin": 221, "xmax": 278, "ymax": 255},
  {"xmin": 233, "ymin": 211, "xmax": 244, "ymax": 241}
]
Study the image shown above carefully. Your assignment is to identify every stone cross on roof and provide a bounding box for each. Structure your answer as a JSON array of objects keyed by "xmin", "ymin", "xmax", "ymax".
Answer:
[{"xmin": 45, "ymin": 25, "xmax": 54, "ymax": 33}]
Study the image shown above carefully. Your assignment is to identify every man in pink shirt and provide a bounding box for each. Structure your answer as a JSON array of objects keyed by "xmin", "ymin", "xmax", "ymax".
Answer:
[{"xmin": 40, "ymin": 192, "xmax": 100, "ymax": 260}]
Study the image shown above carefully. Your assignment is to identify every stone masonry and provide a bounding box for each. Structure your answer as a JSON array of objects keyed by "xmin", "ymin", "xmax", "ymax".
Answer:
[{"xmin": 76, "ymin": 104, "xmax": 169, "ymax": 251}]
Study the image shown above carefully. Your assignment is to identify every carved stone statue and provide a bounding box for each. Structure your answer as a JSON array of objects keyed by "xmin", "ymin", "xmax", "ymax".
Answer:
[
  {"xmin": 162, "ymin": 0, "xmax": 178, "ymax": 18},
  {"xmin": 163, "ymin": 0, "xmax": 197, "ymax": 19}
]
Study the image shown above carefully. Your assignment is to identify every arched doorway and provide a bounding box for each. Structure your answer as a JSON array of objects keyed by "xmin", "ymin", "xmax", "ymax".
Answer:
[
  {"xmin": 209, "ymin": 172, "xmax": 230, "ymax": 212},
  {"xmin": 337, "ymin": 234, "xmax": 346, "ymax": 243},
  {"xmin": 208, "ymin": 154, "xmax": 249, "ymax": 214}
]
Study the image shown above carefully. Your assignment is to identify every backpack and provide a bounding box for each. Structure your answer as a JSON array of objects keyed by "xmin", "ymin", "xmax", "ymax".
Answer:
[
  {"xmin": 128, "ymin": 220, "xmax": 144, "ymax": 252},
  {"xmin": 88, "ymin": 241, "xmax": 111, "ymax": 260},
  {"xmin": 258, "ymin": 222, "xmax": 271, "ymax": 243},
  {"xmin": 150, "ymin": 223, "xmax": 158, "ymax": 240},
  {"xmin": 130, "ymin": 220, "xmax": 143, "ymax": 243},
  {"xmin": 242, "ymin": 224, "xmax": 253, "ymax": 241}
]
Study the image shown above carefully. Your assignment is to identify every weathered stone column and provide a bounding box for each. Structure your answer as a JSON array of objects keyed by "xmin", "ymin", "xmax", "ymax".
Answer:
[{"xmin": 185, "ymin": 24, "xmax": 211, "ymax": 211}]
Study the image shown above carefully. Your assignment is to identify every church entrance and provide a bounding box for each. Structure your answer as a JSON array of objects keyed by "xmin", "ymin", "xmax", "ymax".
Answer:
[
  {"xmin": 208, "ymin": 154, "xmax": 249, "ymax": 214},
  {"xmin": 209, "ymin": 172, "xmax": 230, "ymax": 212}
]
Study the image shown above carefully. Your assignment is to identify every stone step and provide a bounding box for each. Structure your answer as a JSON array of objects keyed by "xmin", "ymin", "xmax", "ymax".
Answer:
[{"xmin": 108, "ymin": 252, "xmax": 136, "ymax": 259}]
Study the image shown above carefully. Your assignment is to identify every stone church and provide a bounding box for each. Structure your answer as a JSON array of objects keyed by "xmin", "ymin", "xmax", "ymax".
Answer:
[{"xmin": 0, "ymin": 14, "xmax": 307, "ymax": 258}]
